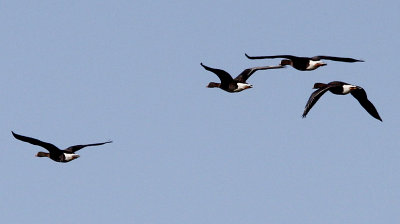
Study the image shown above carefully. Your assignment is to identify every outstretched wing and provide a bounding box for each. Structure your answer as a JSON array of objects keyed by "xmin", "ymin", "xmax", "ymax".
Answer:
[
  {"xmin": 200, "ymin": 63, "xmax": 233, "ymax": 83},
  {"xmin": 64, "ymin": 141, "xmax": 112, "ymax": 153},
  {"xmin": 312, "ymin": 56, "xmax": 364, "ymax": 63},
  {"xmin": 302, "ymin": 86, "xmax": 332, "ymax": 118},
  {"xmin": 234, "ymin": 65, "xmax": 284, "ymax": 83},
  {"xmin": 11, "ymin": 131, "xmax": 59, "ymax": 153},
  {"xmin": 351, "ymin": 88, "xmax": 382, "ymax": 121},
  {"xmin": 245, "ymin": 53, "xmax": 299, "ymax": 60}
]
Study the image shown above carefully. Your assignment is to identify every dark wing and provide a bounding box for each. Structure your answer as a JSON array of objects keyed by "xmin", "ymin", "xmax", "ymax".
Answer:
[
  {"xmin": 234, "ymin": 65, "xmax": 285, "ymax": 83},
  {"xmin": 302, "ymin": 86, "xmax": 332, "ymax": 118},
  {"xmin": 11, "ymin": 131, "xmax": 60, "ymax": 153},
  {"xmin": 312, "ymin": 56, "xmax": 364, "ymax": 62},
  {"xmin": 200, "ymin": 63, "xmax": 233, "ymax": 83},
  {"xmin": 64, "ymin": 141, "xmax": 112, "ymax": 153},
  {"xmin": 351, "ymin": 88, "xmax": 382, "ymax": 121},
  {"xmin": 245, "ymin": 53, "xmax": 299, "ymax": 60}
]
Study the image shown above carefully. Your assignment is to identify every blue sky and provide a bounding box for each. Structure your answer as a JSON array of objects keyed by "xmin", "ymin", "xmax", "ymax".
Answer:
[{"xmin": 1, "ymin": 1, "xmax": 399, "ymax": 223}]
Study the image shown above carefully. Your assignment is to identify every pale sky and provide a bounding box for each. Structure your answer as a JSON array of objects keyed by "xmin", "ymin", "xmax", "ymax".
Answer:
[{"xmin": 1, "ymin": 1, "xmax": 399, "ymax": 223}]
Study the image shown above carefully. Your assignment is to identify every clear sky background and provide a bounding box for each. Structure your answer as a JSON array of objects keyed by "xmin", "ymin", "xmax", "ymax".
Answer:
[{"xmin": 1, "ymin": 1, "xmax": 399, "ymax": 223}]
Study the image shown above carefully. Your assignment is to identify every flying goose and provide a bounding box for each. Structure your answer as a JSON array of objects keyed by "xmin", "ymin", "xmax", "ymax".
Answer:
[
  {"xmin": 12, "ymin": 131, "xmax": 112, "ymax": 162},
  {"xmin": 245, "ymin": 54, "xmax": 364, "ymax": 71},
  {"xmin": 201, "ymin": 63, "xmax": 284, "ymax": 92},
  {"xmin": 302, "ymin": 81, "xmax": 382, "ymax": 121}
]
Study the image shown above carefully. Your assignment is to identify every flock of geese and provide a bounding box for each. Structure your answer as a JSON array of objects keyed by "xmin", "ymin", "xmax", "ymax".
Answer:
[
  {"xmin": 201, "ymin": 53, "xmax": 382, "ymax": 121},
  {"xmin": 12, "ymin": 53, "xmax": 382, "ymax": 163}
]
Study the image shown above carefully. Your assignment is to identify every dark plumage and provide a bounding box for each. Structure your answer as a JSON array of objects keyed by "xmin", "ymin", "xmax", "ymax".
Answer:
[
  {"xmin": 245, "ymin": 54, "xmax": 364, "ymax": 71},
  {"xmin": 302, "ymin": 81, "xmax": 382, "ymax": 121},
  {"xmin": 200, "ymin": 63, "xmax": 284, "ymax": 92},
  {"xmin": 12, "ymin": 131, "xmax": 112, "ymax": 162}
]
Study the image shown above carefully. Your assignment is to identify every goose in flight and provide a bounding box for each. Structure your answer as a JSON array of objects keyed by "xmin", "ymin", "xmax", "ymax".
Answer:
[
  {"xmin": 245, "ymin": 54, "xmax": 364, "ymax": 71},
  {"xmin": 12, "ymin": 131, "xmax": 112, "ymax": 162},
  {"xmin": 302, "ymin": 81, "xmax": 382, "ymax": 121},
  {"xmin": 201, "ymin": 63, "xmax": 284, "ymax": 92}
]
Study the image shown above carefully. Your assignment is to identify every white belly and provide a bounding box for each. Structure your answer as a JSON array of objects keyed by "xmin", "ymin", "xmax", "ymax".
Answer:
[
  {"xmin": 64, "ymin": 153, "xmax": 79, "ymax": 161},
  {"xmin": 306, "ymin": 60, "xmax": 322, "ymax": 70},
  {"xmin": 342, "ymin": 84, "xmax": 355, "ymax": 94},
  {"xmin": 234, "ymin": 83, "xmax": 252, "ymax": 92}
]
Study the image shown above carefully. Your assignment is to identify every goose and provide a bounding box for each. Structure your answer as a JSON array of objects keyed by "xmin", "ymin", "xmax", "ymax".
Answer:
[
  {"xmin": 245, "ymin": 54, "xmax": 363, "ymax": 71},
  {"xmin": 201, "ymin": 63, "xmax": 284, "ymax": 92},
  {"xmin": 12, "ymin": 131, "xmax": 112, "ymax": 162},
  {"xmin": 302, "ymin": 81, "xmax": 382, "ymax": 121}
]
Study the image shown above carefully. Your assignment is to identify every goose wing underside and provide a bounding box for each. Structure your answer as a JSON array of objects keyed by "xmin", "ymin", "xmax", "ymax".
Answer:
[
  {"xmin": 313, "ymin": 56, "xmax": 364, "ymax": 62},
  {"xmin": 64, "ymin": 141, "xmax": 112, "ymax": 153},
  {"xmin": 234, "ymin": 65, "xmax": 284, "ymax": 83},
  {"xmin": 12, "ymin": 132, "xmax": 59, "ymax": 153},
  {"xmin": 351, "ymin": 88, "xmax": 382, "ymax": 121},
  {"xmin": 245, "ymin": 54, "xmax": 298, "ymax": 60},
  {"xmin": 302, "ymin": 86, "xmax": 332, "ymax": 118},
  {"xmin": 200, "ymin": 63, "xmax": 233, "ymax": 83}
]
